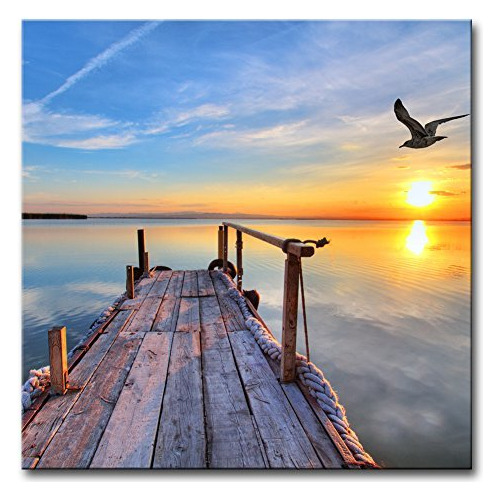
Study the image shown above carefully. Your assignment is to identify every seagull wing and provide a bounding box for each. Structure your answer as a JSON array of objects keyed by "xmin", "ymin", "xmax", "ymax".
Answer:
[
  {"xmin": 424, "ymin": 114, "xmax": 469, "ymax": 136},
  {"xmin": 394, "ymin": 99, "xmax": 427, "ymax": 139}
]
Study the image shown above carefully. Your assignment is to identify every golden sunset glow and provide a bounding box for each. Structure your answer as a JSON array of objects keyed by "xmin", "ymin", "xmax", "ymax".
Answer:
[
  {"xmin": 406, "ymin": 181, "xmax": 435, "ymax": 207},
  {"xmin": 405, "ymin": 220, "xmax": 429, "ymax": 255}
]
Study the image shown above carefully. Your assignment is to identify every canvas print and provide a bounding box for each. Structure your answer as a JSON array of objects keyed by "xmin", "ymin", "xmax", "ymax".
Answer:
[{"xmin": 21, "ymin": 20, "xmax": 471, "ymax": 469}]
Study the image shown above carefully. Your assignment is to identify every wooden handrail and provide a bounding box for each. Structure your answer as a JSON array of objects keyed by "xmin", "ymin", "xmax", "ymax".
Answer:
[
  {"xmin": 221, "ymin": 221, "xmax": 319, "ymax": 383},
  {"xmin": 222, "ymin": 222, "xmax": 315, "ymax": 258}
]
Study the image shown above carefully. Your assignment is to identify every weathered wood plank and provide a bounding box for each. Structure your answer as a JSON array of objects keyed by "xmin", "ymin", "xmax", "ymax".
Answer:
[
  {"xmin": 199, "ymin": 296, "xmax": 265, "ymax": 468},
  {"xmin": 151, "ymin": 271, "xmax": 184, "ymax": 332},
  {"xmin": 153, "ymin": 330, "xmax": 206, "ymax": 468},
  {"xmin": 22, "ymin": 456, "xmax": 39, "ymax": 469},
  {"xmin": 280, "ymin": 382, "xmax": 344, "ymax": 468},
  {"xmin": 164, "ymin": 270, "xmax": 184, "ymax": 298},
  {"xmin": 211, "ymin": 271, "xmax": 247, "ymax": 332},
  {"xmin": 134, "ymin": 273, "xmax": 159, "ymax": 298},
  {"xmin": 197, "ymin": 270, "xmax": 215, "ymax": 296},
  {"xmin": 229, "ymin": 329, "xmax": 322, "ymax": 468},
  {"xmin": 90, "ymin": 331, "xmax": 173, "ymax": 468},
  {"xmin": 181, "ymin": 270, "xmax": 198, "ymax": 297},
  {"xmin": 127, "ymin": 295, "xmax": 163, "ymax": 332},
  {"xmin": 176, "ymin": 297, "xmax": 200, "ymax": 333},
  {"xmin": 148, "ymin": 270, "xmax": 172, "ymax": 297},
  {"xmin": 22, "ymin": 310, "xmax": 134, "ymax": 461},
  {"xmin": 36, "ymin": 330, "xmax": 146, "ymax": 468}
]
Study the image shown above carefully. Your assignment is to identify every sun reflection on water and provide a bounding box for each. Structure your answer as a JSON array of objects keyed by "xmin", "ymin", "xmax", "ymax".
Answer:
[{"xmin": 406, "ymin": 220, "xmax": 429, "ymax": 255}]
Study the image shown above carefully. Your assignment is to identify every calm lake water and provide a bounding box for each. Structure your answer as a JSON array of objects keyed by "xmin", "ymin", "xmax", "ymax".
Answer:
[{"xmin": 22, "ymin": 218, "xmax": 471, "ymax": 468}]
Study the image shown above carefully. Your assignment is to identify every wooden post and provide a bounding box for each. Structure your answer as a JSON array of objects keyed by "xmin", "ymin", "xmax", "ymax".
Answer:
[
  {"xmin": 126, "ymin": 265, "xmax": 135, "ymax": 299},
  {"xmin": 223, "ymin": 225, "xmax": 228, "ymax": 273},
  {"xmin": 137, "ymin": 229, "xmax": 145, "ymax": 274},
  {"xmin": 143, "ymin": 251, "xmax": 150, "ymax": 277},
  {"xmin": 236, "ymin": 230, "xmax": 243, "ymax": 291},
  {"xmin": 218, "ymin": 225, "xmax": 224, "ymax": 260},
  {"xmin": 280, "ymin": 253, "xmax": 300, "ymax": 383},
  {"xmin": 48, "ymin": 326, "xmax": 68, "ymax": 395}
]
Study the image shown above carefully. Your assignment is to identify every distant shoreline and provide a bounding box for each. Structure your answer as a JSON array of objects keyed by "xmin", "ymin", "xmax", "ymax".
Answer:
[
  {"xmin": 22, "ymin": 213, "xmax": 87, "ymax": 220},
  {"xmin": 22, "ymin": 213, "xmax": 471, "ymax": 222}
]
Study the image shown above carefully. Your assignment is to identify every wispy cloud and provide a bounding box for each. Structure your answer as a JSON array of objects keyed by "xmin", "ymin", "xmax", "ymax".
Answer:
[
  {"xmin": 38, "ymin": 21, "xmax": 162, "ymax": 106},
  {"xmin": 56, "ymin": 133, "xmax": 137, "ymax": 150},
  {"xmin": 430, "ymin": 190, "xmax": 460, "ymax": 197},
  {"xmin": 447, "ymin": 163, "xmax": 471, "ymax": 170}
]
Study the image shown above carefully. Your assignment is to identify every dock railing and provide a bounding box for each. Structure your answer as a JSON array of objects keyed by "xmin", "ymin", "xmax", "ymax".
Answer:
[{"xmin": 220, "ymin": 222, "xmax": 316, "ymax": 383}]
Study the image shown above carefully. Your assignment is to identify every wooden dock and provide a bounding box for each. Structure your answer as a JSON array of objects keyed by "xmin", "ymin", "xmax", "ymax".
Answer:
[
  {"xmin": 22, "ymin": 267, "xmax": 359, "ymax": 469},
  {"xmin": 22, "ymin": 223, "xmax": 375, "ymax": 469}
]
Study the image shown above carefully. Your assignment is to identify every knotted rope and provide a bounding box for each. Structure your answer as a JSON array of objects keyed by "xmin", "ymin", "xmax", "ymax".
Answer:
[{"xmin": 217, "ymin": 271, "xmax": 377, "ymax": 468}]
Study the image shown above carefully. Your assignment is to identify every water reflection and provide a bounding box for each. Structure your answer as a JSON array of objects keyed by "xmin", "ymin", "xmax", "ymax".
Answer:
[
  {"xmin": 22, "ymin": 218, "xmax": 471, "ymax": 468},
  {"xmin": 405, "ymin": 220, "xmax": 429, "ymax": 255}
]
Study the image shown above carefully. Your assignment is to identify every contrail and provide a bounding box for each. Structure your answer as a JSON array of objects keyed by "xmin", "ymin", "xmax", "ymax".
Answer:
[{"xmin": 39, "ymin": 21, "xmax": 162, "ymax": 105}]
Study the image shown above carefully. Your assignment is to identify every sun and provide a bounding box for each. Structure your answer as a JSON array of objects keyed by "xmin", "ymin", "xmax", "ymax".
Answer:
[{"xmin": 406, "ymin": 181, "xmax": 435, "ymax": 207}]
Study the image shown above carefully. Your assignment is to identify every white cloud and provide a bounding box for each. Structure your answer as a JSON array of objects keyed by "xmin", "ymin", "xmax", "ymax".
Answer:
[{"xmin": 55, "ymin": 133, "xmax": 137, "ymax": 150}]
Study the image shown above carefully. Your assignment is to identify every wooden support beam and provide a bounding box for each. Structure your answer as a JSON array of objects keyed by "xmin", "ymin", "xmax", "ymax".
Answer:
[
  {"xmin": 218, "ymin": 225, "xmax": 224, "ymax": 260},
  {"xmin": 48, "ymin": 326, "xmax": 68, "ymax": 395},
  {"xmin": 236, "ymin": 230, "xmax": 243, "ymax": 291},
  {"xmin": 280, "ymin": 253, "xmax": 300, "ymax": 383},
  {"xmin": 223, "ymin": 224, "xmax": 228, "ymax": 273},
  {"xmin": 126, "ymin": 265, "xmax": 134, "ymax": 299},
  {"xmin": 137, "ymin": 228, "xmax": 145, "ymax": 273}
]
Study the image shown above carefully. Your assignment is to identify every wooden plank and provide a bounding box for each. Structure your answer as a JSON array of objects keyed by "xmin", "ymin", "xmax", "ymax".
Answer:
[
  {"xmin": 229, "ymin": 329, "xmax": 323, "ymax": 469},
  {"xmin": 134, "ymin": 273, "xmax": 159, "ymax": 298},
  {"xmin": 90, "ymin": 331, "xmax": 173, "ymax": 468},
  {"xmin": 153, "ymin": 330, "xmax": 205, "ymax": 468},
  {"xmin": 36, "ymin": 330, "xmax": 146, "ymax": 468},
  {"xmin": 280, "ymin": 382, "xmax": 344, "ymax": 468},
  {"xmin": 181, "ymin": 270, "xmax": 198, "ymax": 297},
  {"xmin": 151, "ymin": 271, "xmax": 184, "ymax": 332},
  {"xmin": 22, "ymin": 310, "xmax": 134, "ymax": 461},
  {"xmin": 164, "ymin": 270, "xmax": 184, "ymax": 298},
  {"xmin": 210, "ymin": 271, "xmax": 247, "ymax": 332},
  {"xmin": 22, "ymin": 456, "xmax": 39, "ymax": 469},
  {"xmin": 127, "ymin": 296, "xmax": 163, "ymax": 332},
  {"xmin": 197, "ymin": 270, "xmax": 215, "ymax": 296},
  {"xmin": 148, "ymin": 270, "xmax": 172, "ymax": 297},
  {"xmin": 176, "ymin": 297, "xmax": 200, "ymax": 333},
  {"xmin": 199, "ymin": 296, "xmax": 265, "ymax": 468}
]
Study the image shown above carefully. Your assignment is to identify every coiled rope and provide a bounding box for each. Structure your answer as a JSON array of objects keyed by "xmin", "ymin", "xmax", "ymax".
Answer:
[{"xmin": 217, "ymin": 270, "xmax": 378, "ymax": 468}]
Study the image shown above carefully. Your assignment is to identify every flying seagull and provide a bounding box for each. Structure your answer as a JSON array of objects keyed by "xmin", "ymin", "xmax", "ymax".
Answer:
[{"xmin": 394, "ymin": 98, "xmax": 468, "ymax": 149}]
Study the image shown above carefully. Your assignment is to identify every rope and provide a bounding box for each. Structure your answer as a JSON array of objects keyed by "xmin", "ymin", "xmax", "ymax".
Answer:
[
  {"xmin": 298, "ymin": 258, "xmax": 310, "ymax": 362},
  {"xmin": 217, "ymin": 271, "xmax": 378, "ymax": 468}
]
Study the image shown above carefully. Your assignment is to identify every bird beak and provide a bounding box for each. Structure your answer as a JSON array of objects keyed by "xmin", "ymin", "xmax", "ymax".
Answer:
[{"xmin": 399, "ymin": 145, "xmax": 404, "ymax": 148}]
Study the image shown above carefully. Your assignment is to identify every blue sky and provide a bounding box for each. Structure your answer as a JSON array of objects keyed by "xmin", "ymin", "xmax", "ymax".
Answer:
[{"xmin": 22, "ymin": 20, "xmax": 471, "ymax": 218}]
